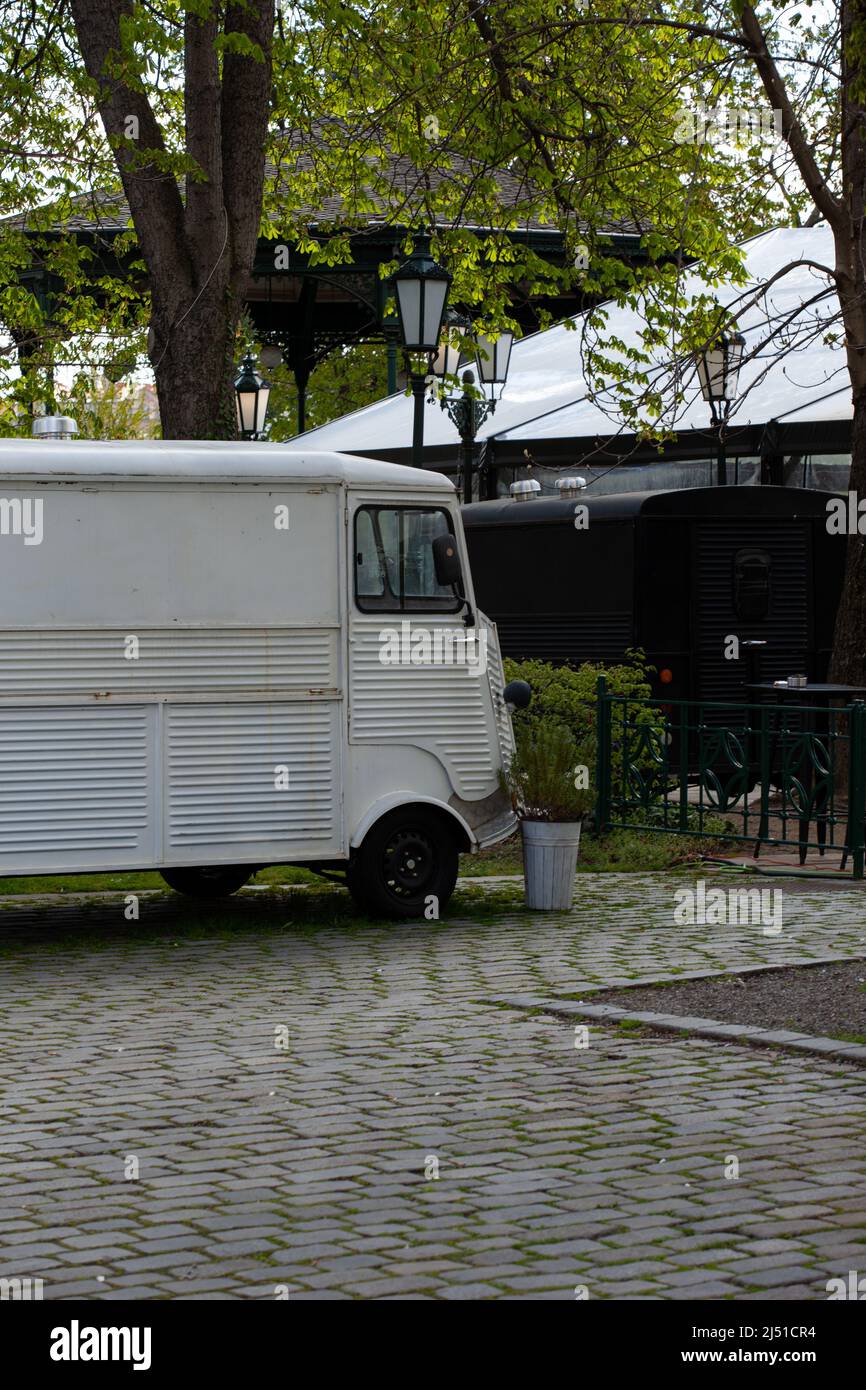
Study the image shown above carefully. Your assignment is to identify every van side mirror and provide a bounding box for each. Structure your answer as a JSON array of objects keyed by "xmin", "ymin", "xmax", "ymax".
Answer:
[
  {"xmin": 503, "ymin": 680, "xmax": 532, "ymax": 711},
  {"xmin": 432, "ymin": 533, "xmax": 463, "ymax": 588}
]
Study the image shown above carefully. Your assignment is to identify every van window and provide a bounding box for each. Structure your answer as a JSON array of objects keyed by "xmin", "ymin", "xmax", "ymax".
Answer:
[{"xmin": 355, "ymin": 507, "xmax": 461, "ymax": 612}]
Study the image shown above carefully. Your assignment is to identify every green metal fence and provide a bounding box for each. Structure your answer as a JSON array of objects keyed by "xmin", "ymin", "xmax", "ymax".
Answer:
[{"xmin": 594, "ymin": 675, "xmax": 866, "ymax": 879}]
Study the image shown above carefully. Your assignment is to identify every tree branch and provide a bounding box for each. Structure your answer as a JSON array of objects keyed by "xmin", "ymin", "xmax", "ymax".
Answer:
[
  {"xmin": 221, "ymin": 0, "xmax": 274, "ymax": 273},
  {"xmin": 68, "ymin": 0, "xmax": 190, "ymax": 290},
  {"xmin": 738, "ymin": 2, "xmax": 843, "ymax": 231},
  {"xmin": 184, "ymin": 4, "xmax": 223, "ymax": 272}
]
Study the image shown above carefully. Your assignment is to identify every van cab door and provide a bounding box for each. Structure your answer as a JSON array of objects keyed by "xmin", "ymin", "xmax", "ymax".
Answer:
[{"xmin": 346, "ymin": 498, "xmax": 503, "ymax": 807}]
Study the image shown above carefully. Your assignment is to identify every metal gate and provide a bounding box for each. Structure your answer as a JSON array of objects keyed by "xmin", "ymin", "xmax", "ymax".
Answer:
[{"xmin": 594, "ymin": 676, "xmax": 866, "ymax": 879}]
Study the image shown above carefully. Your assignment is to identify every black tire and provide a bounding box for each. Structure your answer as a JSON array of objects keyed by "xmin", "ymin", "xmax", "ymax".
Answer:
[
  {"xmin": 347, "ymin": 808, "xmax": 459, "ymax": 919},
  {"xmin": 160, "ymin": 865, "xmax": 253, "ymax": 898}
]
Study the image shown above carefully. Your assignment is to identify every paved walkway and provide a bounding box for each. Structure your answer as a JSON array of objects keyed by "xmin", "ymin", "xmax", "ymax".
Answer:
[{"xmin": 1, "ymin": 873, "xmax": 865, "ymax": 1300}]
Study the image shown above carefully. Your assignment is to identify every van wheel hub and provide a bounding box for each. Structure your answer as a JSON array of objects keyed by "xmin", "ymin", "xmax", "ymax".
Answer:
[
  {"xmin": 347, "ymin": 808, "xmax": 459, "ymax": 919},
  {"xmin": 384, "ymin": 830, "xmax": 433, "ymax": 895}
]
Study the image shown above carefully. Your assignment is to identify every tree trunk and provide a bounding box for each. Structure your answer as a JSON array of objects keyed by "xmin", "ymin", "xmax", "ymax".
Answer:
[
  {"xmin": 828, "ymin": 0, "xmax": 866, "ymax": 686},
  {"xmin": 149, "ymin": 281, "xmax": 241, "ymax": 440},
  {"xmin": 738, "ymin": 4, "xmax": 866, "ymax": 687},
  {"xmin": 829, "ymin": 387, "xmax": 866, "ymax": 687},
  {"xmin": 70, "ymin": 0, "xmax": 274, "ymax": 441}
]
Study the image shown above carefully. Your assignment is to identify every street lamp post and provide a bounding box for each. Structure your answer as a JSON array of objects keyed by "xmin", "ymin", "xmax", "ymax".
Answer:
[
  {"xmin": 409, "ymin": 372, "xmax": 427, "ymax": 471},
  {"xmin": 432, "ymin": 322, "xmax": 514, "ymax": 502},
  {"xmin": 392, "ymin": 231, "xmax": 452, "ymax": 469},
  {"xmin": 441, "ymin": 371, "xmax": 495, "ymax": 504},
  {"xmin": 693, "ymin": 329, "xmax": 745, "ymax": 486},
  {"xmin": 234, "ymin": 353, "xmax": 271, "ymax": 439}
]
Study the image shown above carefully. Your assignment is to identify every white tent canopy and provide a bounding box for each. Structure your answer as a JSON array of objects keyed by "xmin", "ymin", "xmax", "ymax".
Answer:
[{"xmin": 298, "ymin": 225, "xmax": 850, "ymax": 458}]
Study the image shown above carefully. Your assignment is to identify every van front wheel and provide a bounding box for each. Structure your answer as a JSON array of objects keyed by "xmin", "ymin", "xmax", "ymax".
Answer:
[
  {"xmin": 348, "ymin": 809, "xmax": 459, "ymax": 919},
  {"xmin": 160, "ymin": 866, "xmax": 253, "ymax": 898}
]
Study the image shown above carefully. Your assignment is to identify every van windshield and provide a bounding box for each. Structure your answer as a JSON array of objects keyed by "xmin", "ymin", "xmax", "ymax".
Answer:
[{"xmin": 355, "ymin": 507, "xmax": 461, "ymax": 612}]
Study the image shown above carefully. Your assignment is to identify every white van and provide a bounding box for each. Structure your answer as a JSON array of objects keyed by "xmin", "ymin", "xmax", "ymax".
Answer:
[{"xmin": 0, "ymin": 439, "xmax": 522, "ymax": 916}]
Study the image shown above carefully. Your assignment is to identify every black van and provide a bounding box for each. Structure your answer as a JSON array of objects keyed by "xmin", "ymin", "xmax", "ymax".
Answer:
[{"xmin": 462, "ymin": 486, "xmax": 844, "ymax": 703}]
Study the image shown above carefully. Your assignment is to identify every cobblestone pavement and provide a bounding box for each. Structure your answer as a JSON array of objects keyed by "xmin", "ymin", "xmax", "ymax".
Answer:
[{"xmin": 1, "ymin": 872, "xmax": 866, "ymax": 1301}]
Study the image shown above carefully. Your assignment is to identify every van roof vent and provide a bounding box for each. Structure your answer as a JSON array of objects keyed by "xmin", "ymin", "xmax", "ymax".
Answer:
[
  {"xmin": 510, "ymin": 479, "xmax": 541, "ymax": 502},
  {"xmin": 556, "ymin": 476, "xmax": 587, "ymax": 498},
  {"xmin": 32, "ymin": 415, "xmax": 78, "ymax": 439}
]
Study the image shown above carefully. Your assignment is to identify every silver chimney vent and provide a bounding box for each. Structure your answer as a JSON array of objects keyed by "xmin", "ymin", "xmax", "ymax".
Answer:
[
  {"xmin": 510, "ymin": 479, "xmax": 541, "ymax": 502},
  {"xmin": 32, "ymin": 416, "xmax": 78, "ymax": 440},
  {"xmin": 556, "ymin": 476, "xmax": 587, "ymax": 498}
]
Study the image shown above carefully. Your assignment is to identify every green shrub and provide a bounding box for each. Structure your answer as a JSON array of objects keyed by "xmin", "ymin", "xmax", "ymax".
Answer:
[
  {"xmin": 502, "ymin": 717, "xmax": 593, "ymax": 822},
  {"xmin": 503, "ymin": 651, "xmax": 668, "ymax": 811},
  {"xmin": 503, "ymin": 648, "xmax": 656, "ymax": 740}
]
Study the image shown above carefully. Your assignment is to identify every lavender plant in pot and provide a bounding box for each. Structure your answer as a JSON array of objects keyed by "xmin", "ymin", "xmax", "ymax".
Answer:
[{"xmin": 503, "ymin": 717, "xmax": 593, "ymax": 910}]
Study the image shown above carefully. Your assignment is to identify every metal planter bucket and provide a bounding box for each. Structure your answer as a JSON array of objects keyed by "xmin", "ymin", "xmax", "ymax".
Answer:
[{"xmin": 521, "ymin": 819, "xmax": 582, "ymax": 910}]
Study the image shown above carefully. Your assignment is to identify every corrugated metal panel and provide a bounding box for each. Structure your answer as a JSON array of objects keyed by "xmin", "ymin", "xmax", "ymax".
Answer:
[
  {"xmin": 0, "ymin": 705, "xmax": 152, "ymax": 862},
  {"xmin": 165, "ymin": 702, "xmax": 340, "ymax": 856},
  {"xmin": 349, "ymin": 621, "xmax": 498, "ymax": 798},
  {"xmin": 493, "ymin": 612, "xmax": 633, "ymax": 663},
  {"xmin": 693, "ymin": 521, "xmax": 810, "ymax": 705},
  {"xmin": 0, "ymin": 628, "xmax": 338, "ymax": 696},
  {"xmin": 484, "ymin": 619, "xmax": 515, "ymax": 761}
]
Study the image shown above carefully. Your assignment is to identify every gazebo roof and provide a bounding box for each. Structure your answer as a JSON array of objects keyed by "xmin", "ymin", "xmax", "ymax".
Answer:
[{"xmin": 297, "ymin": 224, "xmax": 850, "ymax": 468}]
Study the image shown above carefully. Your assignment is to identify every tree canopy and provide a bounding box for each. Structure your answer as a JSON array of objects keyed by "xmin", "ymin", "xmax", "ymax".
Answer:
[{"xmin": 0, "ymin": 1, "xmax": 829, "ymax": 438}]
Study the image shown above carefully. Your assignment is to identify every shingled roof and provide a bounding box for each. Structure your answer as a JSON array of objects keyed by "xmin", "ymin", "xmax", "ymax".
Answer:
[{"xmin": 3, "ymin": 127, "xmax": 642, "ymax": 243}]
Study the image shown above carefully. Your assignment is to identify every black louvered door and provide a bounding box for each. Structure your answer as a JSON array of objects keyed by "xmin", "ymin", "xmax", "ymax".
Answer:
[{"xmin": 691, "ymin": 519, "xmax": 812, "ymax": 706}]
